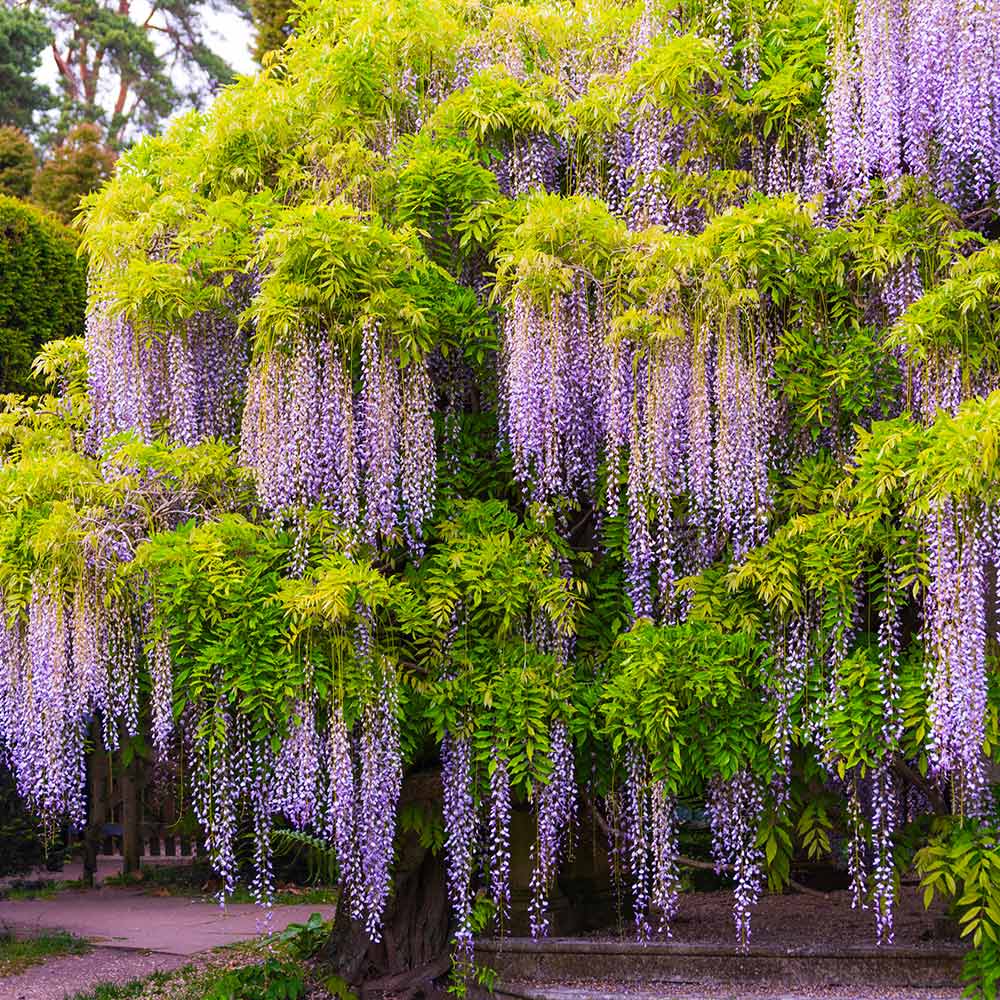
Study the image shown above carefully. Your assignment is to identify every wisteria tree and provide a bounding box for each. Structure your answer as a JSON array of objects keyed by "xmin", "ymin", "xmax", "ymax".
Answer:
[{"xmin": 3, "ymin": 0, "xmax": 1000, "ymax": 997}]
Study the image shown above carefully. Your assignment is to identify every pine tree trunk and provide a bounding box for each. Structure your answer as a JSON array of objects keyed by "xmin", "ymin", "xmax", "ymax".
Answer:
[{"xmin": 321, "ymin": 771, "xmax": 452, "ymax": 999}]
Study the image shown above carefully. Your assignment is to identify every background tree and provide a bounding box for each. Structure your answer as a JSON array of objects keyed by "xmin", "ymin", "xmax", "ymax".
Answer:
[
  {"xmin": 0, "ymin": 4, "xmax": 53, "ymax": 131},
  {"xmin": 249, "ymin": 0, "xmax": 294, "ymax": 62},
  {"xmin": 0, "ymin": 125, "xmax": 35, "ymax": 198},
  {"xmin": 43, "ymin": 0, "xmax": 249, "ymax": 146},
  {"xmin": 0, "ymin": 194, "xmax": 86, "ymax": 391},
  {"xmin": 31, "ymin": 122, "xmax": 114, "ymax": 221}
]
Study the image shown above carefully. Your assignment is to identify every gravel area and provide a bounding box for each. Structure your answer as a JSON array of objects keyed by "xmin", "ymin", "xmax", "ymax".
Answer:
[
  {"xmin": 0, "ymin": 948, "xmax": 191, "ymax": 1000},
  {"xmin": 585, "ymin": 886, "xmax": 958, "ymax": 950}
]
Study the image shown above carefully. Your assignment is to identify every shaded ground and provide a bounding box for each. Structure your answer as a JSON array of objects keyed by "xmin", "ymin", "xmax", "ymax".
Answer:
[{"xmin": 586, "ymin": 885, "xmax": 958, "ymax": 949}]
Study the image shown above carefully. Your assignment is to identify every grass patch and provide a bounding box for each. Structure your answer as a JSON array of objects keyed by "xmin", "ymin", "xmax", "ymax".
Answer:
[
  {"xmin": 1, "ymin": 878, "xmax": 85, "ymax": 900},
  {"xmin": 104, "ymin": 864, "xmax": 337, "ymax": 906},
  {"xmin": 0, "ymin": 929, "xmax": 89, "ymax": 976},
  {"xmin": 69, "ymin": 969, "xmax": 185, "ymax": 1000}
]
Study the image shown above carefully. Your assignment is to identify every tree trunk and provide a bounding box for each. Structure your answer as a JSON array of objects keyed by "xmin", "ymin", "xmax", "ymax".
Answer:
[
  {"xmin": 119, "ymin": 728, "xmax": 142, "ymax": 877},
  {"xmin": 321, "ymin": 772, "xmax": 452, "ymax": 1000},
  {"xmin": 82, "ymin": 719, "xmax": 108, "ymax": 889}
]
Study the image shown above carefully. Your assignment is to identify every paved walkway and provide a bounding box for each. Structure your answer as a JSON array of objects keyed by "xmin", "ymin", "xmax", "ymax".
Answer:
[
  {"xmin": 0, "ymin": 887, "xmax": 336, "ymax": 955},
  {"xmin": 0, "ymin": 887, "xmax": 336, "ymax": 1000}
]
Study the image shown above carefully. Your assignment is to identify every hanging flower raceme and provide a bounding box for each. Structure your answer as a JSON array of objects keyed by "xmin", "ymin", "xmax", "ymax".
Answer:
[
  {"xmin": 86, "ymin": 301, "xmax": 248, "ymax": 452},
  {"xmin": 923, "ymin": 497, "xmax": 989, "ymax": 816},
  {"xmin": 618, "ymin": 311, "xmax": 775, "ymax": 619},
  {"xmin": 826, "ymin": 0, "xmax": 1000, "ymax": 204},
  {"xmin": 241, "ymin": 323, "xmax": 436, "ymax": 549},
  {"xmin": 708, "ymin": 771, "xmax": 764, "ymax": 951},
  {"xmin": 622, "ymin": 748, "xmax": 681, "ymax": 942},
  {"xmin": 322, "ymin": 703, "xmax": 359, "ymax": 905},
  {"xmin": 441, "ymin": 734, "xmax": 477, "ymax": 963},
  {"xmin": 500, "ymin": 276, "xmax": 608, "ymax": 507},
  {"xmin": 273, "ymin": 700, "xmax": 322, "ymax": 831},
  {"xmin": 241, "ymin": 330, "xmax": 359, "ymax": 527},
  {"xmin": 0, "ymin": 569, "xmax": 152, "ymax": 831},
  {"xmin": 529, "ymin": 719, "xmax": 576, "ymax": 938},
  {"xmin": 355, "ymin": 666, "xmax": 403, "ymax": 941},
  {"xmin": 488, "ymin": 749, "xmax": 512, "ymax": 922}
]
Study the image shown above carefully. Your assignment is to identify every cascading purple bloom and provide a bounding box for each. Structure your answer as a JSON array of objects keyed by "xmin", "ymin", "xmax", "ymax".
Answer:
[
  {"xmin": 529, "ymin": 719, "xmax": 576, "ymax": 938},
  {"xmin": 500, "ymin": 278, "xmax": 607, "ymax": 507},
  {"xmin": 924, "ymin": 498, "xmax": 989, "ymax": 816},
  {"xmin": 649, "ymin": 781, "xmax": 680, "ymax": 936},
  {"xmin": 624, "ymin": 746, "xmax": 653, "ymax": 940},
  {"xmin": 273, "ymin": 700, "xmax": 321, "ymax": 831},
  {"xmin": 86, "ymin": 301, "xmax": 248, "ymax": 452},
  {"xmin": 355, "ymin": 667, "xmax": 403, "ymax": 940},
  {"xmin": 149, "ymin": 627, "xmax": 174, "ymax": 756},
  {"xmin": 322, "ymin": 704, "xmax": 359, "ymax": 905},
  {"xmin": 826, "ymin": 0, "xmax": 1000, "ymax": 202},
  {"xmin": 441, "ymin": 734, "xmax": 477, "ymax": 963},
  {"xmin": 708, "ymin": 771, "xmax": 764, "ymax": 951},
  {"xmin": 488, "ymin": 749, "xmax": 512, "ymax": 921}
]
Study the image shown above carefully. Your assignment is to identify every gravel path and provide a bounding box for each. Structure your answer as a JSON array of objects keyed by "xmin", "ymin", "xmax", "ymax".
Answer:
[{"xmin": 0, "ymin": 948, "xmax": 190, "ymax": 1000}]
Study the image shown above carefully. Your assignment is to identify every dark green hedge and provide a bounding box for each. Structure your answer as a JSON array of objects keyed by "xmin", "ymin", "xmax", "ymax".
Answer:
[{"xmin": 0, "ymin": 195, "xmax": 86, "ymax": 393}]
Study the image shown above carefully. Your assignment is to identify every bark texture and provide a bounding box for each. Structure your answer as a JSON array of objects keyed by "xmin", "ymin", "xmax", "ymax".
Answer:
[{"xmin": 322, "ymin": 771, "xmax": 452, "ymax": 999}]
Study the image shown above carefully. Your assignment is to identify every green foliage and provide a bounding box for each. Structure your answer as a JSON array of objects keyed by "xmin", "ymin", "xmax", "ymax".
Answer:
[
  {"xmin": 0, "ymin": 195, "xmax": 87, "ymax": 393},
  {"xmin": 600, "ymin": 621, "xmax": 772, "ymax": 793},
  {"xmin": 271, "ymin": 829, "xmax": 339, "ymax": 884},
  {"xmin": 32, "ymin": 124, "xmax": 115, "ymax": 223},
  {"xmin": 917, "ymin": 822, "xmax": 1000, "ymax": 999},
  {"xmin": 205, "ymin": 959, "xmax": 305, "ymax": 1000},
  {"xmin": 135, "ymin": 516, "xmax": 298, "ymax": 746},
  {"xmin": 0, "ymin": 930, "xmax": 88, "ymax": 977},
  {"xmin": 278, "ymin": 912, "xmax": 330, "ymax": 959},
  {"xmin": 0, "ymin": 6, "xmax": 54, "ymax": 132},
  {"xmin": 0, "ymin": 127, "xmax": 36, "ymax": 199}
]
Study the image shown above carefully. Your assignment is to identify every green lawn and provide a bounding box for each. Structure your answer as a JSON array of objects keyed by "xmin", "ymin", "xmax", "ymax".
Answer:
[{"xmin": 0, "ymin": 929, "xmax": 89, "ymax": 976}]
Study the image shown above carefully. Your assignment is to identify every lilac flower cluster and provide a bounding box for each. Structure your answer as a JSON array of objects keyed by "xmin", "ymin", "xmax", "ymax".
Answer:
[
  {"xmin": 826, "ymin": 0, "xmax": 1000, "ymax": 204},
  {"xmin": 622, "ymin": 748, "xmax": 680, "ymax": 940},
  {"xmin": 273, "ymin": 700, "xmax": 322, "ymax": 830},
  {"xmin": 500, "ymin": 278, "xmax": 607, "ymax": 507},
  {"xmin": 441, "ymin": 734, "xmax": 477, "ymax": 963},
  {"xmin": 708, "ymin": 771, "xmax": 764, "ymax": 951},
  {"xmin": 924, "ymin": 498, "xmax": 989, "ymax": 816},
  {"xmin": 355, "ymin": 668, "xmax": 403, "ymax": 940},
  {"xmin": 0, "ymin": 576, "xmax": 152, "ymax": 830},
  {"xmin": 488, "ymin": 749, "xmax": 512, "ymax": 921},
  {"xmin": 529, "ymin": 719, "xmax": 576, "ymax": 938},
  {"xmin": 86, "ymin": 303, "xmax": 247, "ymax": 451},
  {"xmin": 617, "ymin": 325, "xmax": 774, "ymax": 619},
  {"xmin": 241, "ymin": 325, "xmax": 436, "ymax": 547}
]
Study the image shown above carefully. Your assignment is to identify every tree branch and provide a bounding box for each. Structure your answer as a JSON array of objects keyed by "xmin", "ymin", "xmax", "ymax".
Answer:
[
  {"xmin": 892, "ymin": 754, "xmax": 947, "ymax": 814},
  {"xmin": 583, "ymin": 792, "xmax": 828, "ymax": 899}
]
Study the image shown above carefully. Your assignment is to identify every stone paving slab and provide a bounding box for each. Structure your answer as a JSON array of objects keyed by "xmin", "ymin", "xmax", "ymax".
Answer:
[
  {"xmin": 0, "ymin": 887, "xmax": 336, "ymax": 956},
  {"xmin": 491, "ymin": 983, "xmax": 964, "ymax": 1000},
  {"xmin": 476, "ymin": 937, "xmax": 966, "ymax": 991}
]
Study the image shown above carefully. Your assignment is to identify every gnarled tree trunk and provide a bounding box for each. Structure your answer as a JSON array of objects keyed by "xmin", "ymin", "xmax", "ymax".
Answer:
[{"xmin": 321, "ymin": 771, "xmax": 452, "ymax": 999}]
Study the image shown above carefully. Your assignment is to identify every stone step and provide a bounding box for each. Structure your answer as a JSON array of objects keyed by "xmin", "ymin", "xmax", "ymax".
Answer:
[
  {"xmin": 490, "ymin": 987, "xmax": 960, "ymax": 1000},
  {"xmin": 475, "ymin": 937, "xmax": 966, "ymax": 990}
]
